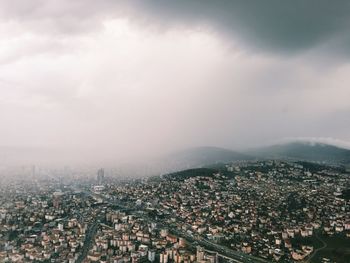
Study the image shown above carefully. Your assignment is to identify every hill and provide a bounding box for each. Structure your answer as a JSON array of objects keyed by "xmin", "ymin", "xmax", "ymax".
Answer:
[
  {"xmin": 249, "ymin": 142, "xmax": 350, "ymax": 164},
  {"xmin": 160, "ymin": 146, "xmax": 252, "ymax": 172},
  {"xmin": 162, "ymin": 168, "xmax": 219, "ymax": 180}
]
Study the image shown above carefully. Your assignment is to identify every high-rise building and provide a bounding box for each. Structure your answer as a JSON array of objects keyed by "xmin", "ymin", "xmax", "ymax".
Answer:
[
  {"xmin": 97, "ymin": 168, "xmax": 105, "ymax": 185},
  {"xmin": 196, "ymin": 246, "xmax": 205, "ymax": 262},
  {"xmin": 53, "ymin": 191, "xmax": 63, "ymax": 209},
  {"xmin": 160, "ymin": 252, "xmax": 168, "ymax": 263}
]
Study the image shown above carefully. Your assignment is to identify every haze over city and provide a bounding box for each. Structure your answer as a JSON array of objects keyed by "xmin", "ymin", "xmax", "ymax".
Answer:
[
  {"xmin": 1, "ymin": 0, "xmax": 350, "ymax": 166},
  {"xmin": 1, "ymin": 2, "xmax": 350, "ymax": 263}
]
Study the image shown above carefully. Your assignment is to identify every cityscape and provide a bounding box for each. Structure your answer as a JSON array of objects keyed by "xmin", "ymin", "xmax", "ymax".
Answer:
[
  {"xmin": 1, "ymin": 1, "xmax": 350, "ymax": 263},
  {"xmin": 1, "ymin": 159, "xmax": 349, "ymax": 262}
]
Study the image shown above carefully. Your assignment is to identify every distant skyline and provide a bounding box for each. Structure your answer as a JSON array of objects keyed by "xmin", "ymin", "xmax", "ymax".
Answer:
[{"xmin": 1, "ymin": 1, "xmax": 350, "ymax": 164}]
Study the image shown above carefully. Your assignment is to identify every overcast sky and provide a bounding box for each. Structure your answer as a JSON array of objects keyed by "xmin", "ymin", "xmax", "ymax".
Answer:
[{"xmin": 1, "ymin": 0, "xmax": 350, "ymax": 165}]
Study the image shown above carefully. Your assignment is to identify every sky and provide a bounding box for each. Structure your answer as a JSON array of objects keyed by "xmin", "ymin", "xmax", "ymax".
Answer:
[{"xmin": 0, "ymin": 0, "xmax": 350, "ymax": 165}]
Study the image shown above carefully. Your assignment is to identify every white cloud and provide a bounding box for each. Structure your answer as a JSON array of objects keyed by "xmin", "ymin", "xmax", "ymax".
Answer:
[{"xmin": 0, "ymin": 2, "xmax": 350, "ymax": 165}]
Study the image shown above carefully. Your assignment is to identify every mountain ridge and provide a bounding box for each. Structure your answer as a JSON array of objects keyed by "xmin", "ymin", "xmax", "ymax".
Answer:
[{"xmin": 247, "ymin": 141, "xmax": 350, "ymax": 164}]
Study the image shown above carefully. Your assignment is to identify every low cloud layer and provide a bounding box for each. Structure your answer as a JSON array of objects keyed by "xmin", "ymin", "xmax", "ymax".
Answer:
[{"xmin": 0, "ymin": 1, "xmax": 349, "ymax": 166}]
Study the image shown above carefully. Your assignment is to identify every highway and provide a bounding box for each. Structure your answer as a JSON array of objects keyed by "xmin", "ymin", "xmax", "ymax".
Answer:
[
  {"xmin": 165, "ymin": 222, "xmax": 267, "ymax": 263},
  {"xmin": 80, "ymin": 189, "xmax": 268, "ymax": 263},
  {"xmin": 132, "ymin": 209, "xmax": 268, "ymax": 263},
  {"xmin": 75, "ymin": 192, "xmax": 105, "ymax": 263}
]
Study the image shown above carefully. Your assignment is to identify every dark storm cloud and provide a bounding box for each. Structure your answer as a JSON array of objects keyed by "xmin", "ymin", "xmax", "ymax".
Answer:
[
  {"xmin": 1, "ymin": 0, "xmax": 349, "ymax": 55},
  {"xmin": 1, "ymin": 0, "xmax": 350, "ymax": 167},
  {"xmin": 133, "ymin": 0, "xmax": 350, "ymax": 55}
]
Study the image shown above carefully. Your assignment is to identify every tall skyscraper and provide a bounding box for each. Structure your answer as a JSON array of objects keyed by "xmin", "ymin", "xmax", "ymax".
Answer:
[{"xmin": 97, "ymin": 168, "xmax": 105, "ymax": 185}]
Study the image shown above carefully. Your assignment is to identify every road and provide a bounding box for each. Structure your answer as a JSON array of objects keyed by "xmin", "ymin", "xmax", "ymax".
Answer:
[
  {"xmin": 75, "ymin": 190, "xmax": 131, "ymax": 262},
  {"xmin": 132, "ymin": 210, "xmax": 267, "ymax": 262},
  {"xmin": 76, "ymin": 214, "xmax": 102, "ymax": 263},
  {"xmin": 75, "ymin": 191, "xmax": 105, "ymax": 263},
  {"xmin": 167, "ymin": 223, "xmax": 267, "ymax": 263},
  {"xmin": 80, "ymin": 190, "xmax": 268, "ymax": 263}
]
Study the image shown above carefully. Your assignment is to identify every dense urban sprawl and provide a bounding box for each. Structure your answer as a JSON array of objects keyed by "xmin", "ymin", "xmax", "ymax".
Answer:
[{"xmin": 0, "ymin": 161, "xmax": 349, "ymax": 262}]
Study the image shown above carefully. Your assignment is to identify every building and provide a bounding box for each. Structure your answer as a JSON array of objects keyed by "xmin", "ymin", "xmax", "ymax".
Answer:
[
  {"xmin": 196, "ymin": 246, "xmax": 205, "ymax": 262},
  {"xmin": 148, "ymin": 250, "xmax": 156, "ymax": 262},
  {"xmin": 52, "ymin": 191, "xmax": 64, "ymax": 208},
  {"xmin": 97, "ymin": 168, "xmax": 105, "ymax": 185}
]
